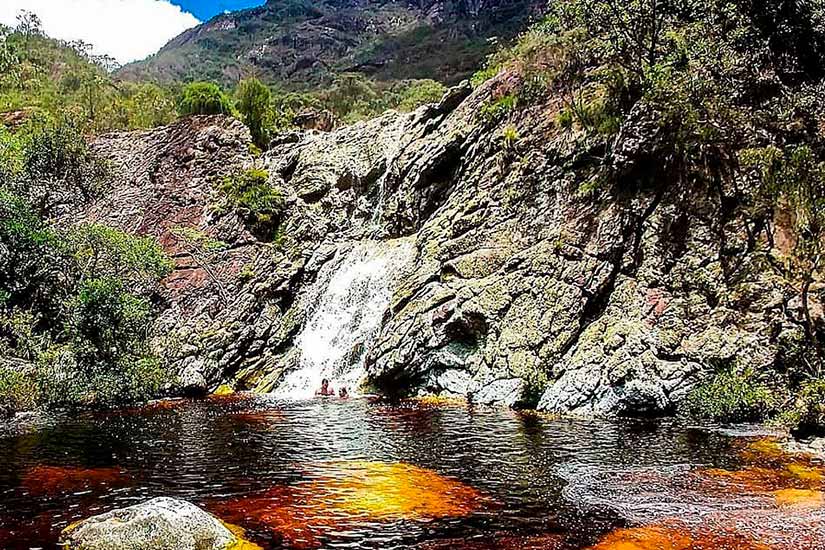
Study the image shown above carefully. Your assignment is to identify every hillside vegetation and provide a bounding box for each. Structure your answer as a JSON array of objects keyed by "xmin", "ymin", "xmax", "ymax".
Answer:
[
  {"xmin": 117, "ymin": 0, "xmax": 541, "ymax": 88},
  {"xmin": 0, "ymin": 12, "xmax": 448, "ymax": 144},
  {"xmin": 0, "ymin": 116, "xmax": 173, "ymax": 414}
]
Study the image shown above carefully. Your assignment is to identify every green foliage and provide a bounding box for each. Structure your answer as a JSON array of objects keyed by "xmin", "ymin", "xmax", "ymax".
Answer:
[
  {"xmin": 0, "ymin": 117, "xmax": 172, "ymax": 411},
  {"xmin": 170, "ymin": 226, "xmax": 227, "ymax": 255},
  {"xmin": 70, "ymin": 223, "xmax": 173, "ymax": 290},
  {"xmin": 0, "ymin": 363, "xmax": 38, "ymax": 414},
  {"xmin": 238, "ymin": 264, "xmax": 256, "ymax": 283},
  {"xmin": 684, "ymin": 369, "xmax": 778, "ymax": 423},
  {"xmin": 741, "ymin": 145, "xmax": 825, "ymax": 369},
  {"xmin": 482, "ymin": 94, "xmax": 517, "ymax": 122},
  {"xmin": 119, "ymin": 82, "xmax": 177, "ymax": 129},
  {"xmin": 216, "ymin": 168, "xmax": 285, "ymax": 236},
  {"xmin": 502, "ymin": 124, "xmax": 519, "ymax": 153},
  {"xmin": 777, "ymin": 378, "xmax": 825, "ymax": 437},
  {"xmin": 395, "ymin": 80, "xmax": 446, "ymax": 112},
  {"xmin": 10, "ymin": 115, "xmax": 109, "ymax": 217},
  {"xmin": 0, "ymin": 15, "xmax": 179, "ymax": 133},
  {"xmin": 235, "ymin": 77, "xmax": 271, "ymax": 148},
  {"xmin": 178, "ymin": 81, "xmax": 234, "ymax": 117},
  {"xmin": 308, "ymin": 75, "xmax": 446, "ymax": 124},
  {"xmin": 217, "ymin": 168, "xmax": 285, "ymax": 236},
  {"xmin": 66, "ymin": 277, "xmax": 152, "ymax": 365}
]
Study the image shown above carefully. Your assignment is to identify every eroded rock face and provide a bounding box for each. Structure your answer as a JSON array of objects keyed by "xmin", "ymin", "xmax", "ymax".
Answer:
[
  {"xmin": 59, "ymin": 497, "xmax": 238, "ymax": 550},
  {"xmin": 83, "ymin": 76, "xmax": 806, "ymax": 416}
]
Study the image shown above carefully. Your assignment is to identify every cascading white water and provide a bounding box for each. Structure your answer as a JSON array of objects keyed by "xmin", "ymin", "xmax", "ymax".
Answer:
[{"xmin": 274, "ymin": 239, "xmax": 413, "ymax": 399}]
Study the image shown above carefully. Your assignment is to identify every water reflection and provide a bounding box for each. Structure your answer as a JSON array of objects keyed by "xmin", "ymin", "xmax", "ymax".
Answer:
[
  {"xmin": 0, "ymin": 397, "xmax": 821, "ymax": 549},
  {"xmin": 210, "ymin": 461, "xmax": 488, "ymax": 548}
]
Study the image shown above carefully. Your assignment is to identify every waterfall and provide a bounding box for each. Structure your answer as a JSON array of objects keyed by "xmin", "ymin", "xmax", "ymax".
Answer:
[
  {"xmin": 369, "ymin": 122, "xmax": 406, "ymax": 230},
  {"xmin": 274, "ymin": 239, "xmax": 414, "ymax": 399}
]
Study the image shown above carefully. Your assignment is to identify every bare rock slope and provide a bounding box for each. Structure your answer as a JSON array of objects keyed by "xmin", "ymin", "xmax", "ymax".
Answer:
[{"xmin": 85, "ymin": 76, "xmax": 803, "ymax": 415}]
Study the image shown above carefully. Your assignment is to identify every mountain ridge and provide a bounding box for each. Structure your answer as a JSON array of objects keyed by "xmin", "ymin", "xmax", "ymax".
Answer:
[{"xmin": 117, "ymin": 0, "xmax": 545, "ymax": 88}]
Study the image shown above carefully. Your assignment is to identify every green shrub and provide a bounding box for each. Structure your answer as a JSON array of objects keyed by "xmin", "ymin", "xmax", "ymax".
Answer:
[
  {"xmin": 0, "ymin": 363, "xmax": 38, "ymax": 414},
  {"xmin": 178, "ymin": 81, "xmax": 234, "ymax": 117},
  {"xmin": 35, "ymin": 347, "xmax": 168, "ymax": 409},
  {"xmin": 481, "ymin": 94, "xmax": 518, "ymax": 122},
  {"xmin": 778, "ymin": 379, "xmax": 825, "ymax": 437},
  {"xmin": 0, "ymin": 111, "xmax": 172, "ymax": 412},
  {"xmin": 216, "ymin": 168, "xmax": 285, "ymax": 236},
  {"xmin": 69, "ymin": 223, "xmax": 173, "ymax": 289},
  {"xmin": 684, "ymin": 369, "xmax": 778, "ymax": 422},
  {"xmin": 235, "ymin": 77, "xmax": 271, "ymax": 149},
  {"xmin": 395, "ymin": 79, "xmax": 446, "ymax": 112},
  {"xmin": 502, "ymin": 124, "xmax": 520, "ymax": 153},
  {"xmin": 65, "ymin": 277, "xmax": 152, "ymax": 368},
  {"xmin": 122, "ymin": 82, "xmax": 177, "ymax": 129},
  {"xmin": 13, "ymin": 115, "xmax": 109, "ymax": 217}
]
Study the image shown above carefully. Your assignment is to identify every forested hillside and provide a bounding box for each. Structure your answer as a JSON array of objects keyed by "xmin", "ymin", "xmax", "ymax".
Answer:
[{"xmin": 118, "ymin": 0, "xmax": 544, "ymax": 88}]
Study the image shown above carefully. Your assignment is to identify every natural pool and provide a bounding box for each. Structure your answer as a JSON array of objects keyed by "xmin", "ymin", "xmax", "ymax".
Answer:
[{"xmin": 0, "ymin": 395, "xmax": 822, "ymax": 549}]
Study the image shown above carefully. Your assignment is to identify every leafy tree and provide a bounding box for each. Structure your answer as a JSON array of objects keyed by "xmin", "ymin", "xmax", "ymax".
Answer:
[
  {"xmin": 12, "ymin": 115, "xmax": 109, "ymax": 218},
  {"xmin": 0, "ymin": 25, "xmax": 20, "ymax": 89},
  {"xmin": 124, "ymin": 83, "xmax": 177, "ymax": 129},
  {"xmin": 235, "ymin": 77, "xmax": 272, "ymax": 149},
  {"xmin": 742, "ymin": 146, "xmax": 825, "ymax": 372},
  {"xmin": 15, "ymin": 10, "xmax": 43, "ymax": 50},
  {"xmin": 65, "ymin": 276, "xmax": 152, "ymax": 367},
  {"xmin": 0, "ymin": 116, "xmax": 172, "ymax": 411},
  {"xmin": 70, "ymin": 223, "xmax": 173, "ymax": 292},
  {"xmin": 178, "ymin": 81, "xmax": 234, "ymax": 117}
]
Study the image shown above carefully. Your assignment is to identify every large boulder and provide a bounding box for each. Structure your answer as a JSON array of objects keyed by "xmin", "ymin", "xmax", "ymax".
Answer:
[{"xmin": 59, "ymin": 497, "xmax": 245, "ymax": 550}]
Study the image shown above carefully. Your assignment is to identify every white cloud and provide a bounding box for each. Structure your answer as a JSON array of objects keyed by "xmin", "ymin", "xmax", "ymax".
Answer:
[{"xmin": 0, "ymin": 0, "xmax": 200, "ymax": 64}]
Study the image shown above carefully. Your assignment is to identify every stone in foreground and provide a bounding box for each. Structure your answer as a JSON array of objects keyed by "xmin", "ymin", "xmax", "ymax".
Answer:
[{"xmin": 60, "ymin": 497, "xmax": 240, "ymax": 550}]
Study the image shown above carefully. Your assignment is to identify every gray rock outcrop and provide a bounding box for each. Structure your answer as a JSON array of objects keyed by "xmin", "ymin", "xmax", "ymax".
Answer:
[
  {"xmin": 80, "ymin": 73, "xmax": 813, "ymax": 417},
  {"xmin": 59, "ymin": 497, "xmax": 239, "ymax": 550}
]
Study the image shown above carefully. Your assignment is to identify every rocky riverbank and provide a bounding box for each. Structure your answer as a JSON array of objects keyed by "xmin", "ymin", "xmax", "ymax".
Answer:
[{"xmin": 78, "ymin": 71, "xmax": 818, "ymax": 416}]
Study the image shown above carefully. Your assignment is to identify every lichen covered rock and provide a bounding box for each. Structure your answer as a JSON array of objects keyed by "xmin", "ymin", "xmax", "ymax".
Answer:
[
  {"xmin": 80, "ymin": 76, "xmax": 809, "ymax": 417},
  {"xmin": 60, "ymin": 497, "xmax": 245, "ymax": 550}
]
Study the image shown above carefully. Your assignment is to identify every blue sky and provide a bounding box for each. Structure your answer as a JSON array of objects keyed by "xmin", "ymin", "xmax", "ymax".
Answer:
[
  {"xmin": 0, "ymin": 1, "xmax": 268, "ymax": 64},
  {"xmin": 170, "ymin": 0, "xmax": 265, "ymax": 21}
]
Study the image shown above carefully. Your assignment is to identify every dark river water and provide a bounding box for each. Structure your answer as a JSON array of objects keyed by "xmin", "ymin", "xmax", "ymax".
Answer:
[{"xmin": 0, "ymin": 395, "xmax": 822, "ymax": 549}]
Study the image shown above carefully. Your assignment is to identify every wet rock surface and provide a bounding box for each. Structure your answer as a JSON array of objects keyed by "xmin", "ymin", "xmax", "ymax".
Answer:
[
  {"xmin": 81, "ymin": 74, "xmax": 808, "ymax": 415},
  {"xmin": 59, "ymin": 497, "xmax": 240, "ymax": 550}
]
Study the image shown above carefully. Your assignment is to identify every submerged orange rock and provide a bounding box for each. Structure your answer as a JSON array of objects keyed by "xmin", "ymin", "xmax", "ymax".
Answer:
[
  {"xmin": 774, "ymin": 488, "xmax": 825, "ymax": 508},
  {"xmin": 21, "ymin": 465, "xmax": 128, "ymax": 496},
  {"xmin": 210, "ymin": 461, "xmax": 489, "ymax": 548},
  {"xmin": 589, "ymin": 525, "xmax": 771, "ymax": 550},
  {"xmin": 589, "ymin": 526, "xmax": 694, "ymax": 550},
  {"xmin": 221, "ymin": 520, "xmax": 264, "ymax": 550}
]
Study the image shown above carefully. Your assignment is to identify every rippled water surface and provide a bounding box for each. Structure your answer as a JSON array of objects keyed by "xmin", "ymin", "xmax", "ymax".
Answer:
[{"xmin": 0, "ymin": 396, "xmax": 822, "ymax": 549}]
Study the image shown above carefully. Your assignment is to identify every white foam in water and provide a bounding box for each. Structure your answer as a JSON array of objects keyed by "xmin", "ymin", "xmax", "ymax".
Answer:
[
  {"xmin": 274, "ymin": 239, "xmax": 413, "ymax": 399},
  {"xmin": 558, "ymin": 463, "xmax": 825, "ymax": 548}
]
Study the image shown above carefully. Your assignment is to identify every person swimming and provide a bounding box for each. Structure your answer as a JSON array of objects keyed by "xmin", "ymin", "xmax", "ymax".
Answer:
[
  {"xmin": 338, "ymin": 387, "xmax": 349, "ymax": 398},
  {"xmin": 315, "ymin": 378, "xmax": 335, "ymax": 396}
]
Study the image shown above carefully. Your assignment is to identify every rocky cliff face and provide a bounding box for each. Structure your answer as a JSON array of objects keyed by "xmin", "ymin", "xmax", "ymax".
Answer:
[
  {"xmin": 84, "ymin": 72, "xmax": 807, "ymax": 416},
  {"xmin": 118, "ymin": 0, "xmax": 543, "ymax": 87}
]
